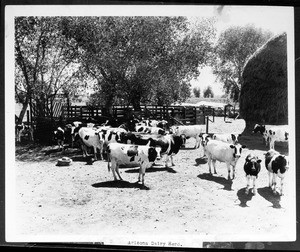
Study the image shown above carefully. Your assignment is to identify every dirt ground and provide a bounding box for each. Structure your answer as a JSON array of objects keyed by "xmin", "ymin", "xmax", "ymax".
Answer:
[{"xmin": 9, "ymin": 117, "xmax": 295, "ymax": 248}]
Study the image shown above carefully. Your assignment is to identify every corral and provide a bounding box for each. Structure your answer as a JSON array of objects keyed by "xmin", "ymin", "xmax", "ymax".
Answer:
[{"xmin": 13, "ymin": 117, "xmax": 294, "ymax": 246}]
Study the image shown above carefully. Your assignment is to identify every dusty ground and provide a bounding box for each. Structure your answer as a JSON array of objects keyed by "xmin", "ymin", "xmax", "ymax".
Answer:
[{"xmin": 10, "ymin": 117, "xmax": 295, "ymax": 248}]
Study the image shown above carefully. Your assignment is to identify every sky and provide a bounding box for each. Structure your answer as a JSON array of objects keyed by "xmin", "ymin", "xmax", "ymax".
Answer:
[{"xmin": 189, "ymin": 5, "xmax": 293, "ymax": 97}]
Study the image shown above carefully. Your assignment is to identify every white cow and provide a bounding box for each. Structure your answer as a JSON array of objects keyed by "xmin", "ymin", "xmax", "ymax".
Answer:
[
  {"xmin": 107, "ymin": 142, "xmax": 159, "ymax": 185},
  {"xmin": 266, "ymin": 127, "xmax": 289, "ymax": 150},
  {"xmin": 265, "ymin": 149, "xmax": 289, "ymax": 195},
  {"xmin": 212, "ymin": 133, "xmax": 240, "ymax": 144},
  {"xmin": 78, "ymin": 127, "xmax": 104, "ymax": 160},
  {"xmin": 170, "ymin": 125, "xmax": 206, "ymax": 148},
  {"xmin": 203, "ymin": 139, "xmax": 246, "ymax": 180}
]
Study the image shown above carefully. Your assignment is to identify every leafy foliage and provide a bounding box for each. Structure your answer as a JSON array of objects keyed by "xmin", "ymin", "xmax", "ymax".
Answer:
[
  {"xmin": 15, "ymin": 17, "xmax": 83, "ymax": 122},
  {"xmin": 61, "ymin": 16, "xmax": 216, "ymax": 112},
  {"xmin": 193, "ymin": 87, "xmax": 201, "ymax": 98},
  {"xmin": 212, "ymin": 24, "xmax": 273, "ymax": 102},
  {"xmin": 203, "ymin": 86, "xmax": 214, "ymax": 98}
]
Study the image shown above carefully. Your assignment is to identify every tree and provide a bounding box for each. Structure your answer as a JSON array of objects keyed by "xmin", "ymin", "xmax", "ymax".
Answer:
[
  {"xmin": 203, "ymin": 86, "xmax": 214, "ymax": 98},
  {"xmin": 62, "ymin": 16, "xmax": 216, "ymax": 113},
  {"xmin": 15, "ymin": 17, "xmax": 82, "ymax": 124},
  {"xmin": 211, "ymin": 24, "xmax": 273, "ymax": 102},
  {"xmin": 193, "ymin": 87, "xmax": 201, "ymax": 97}
]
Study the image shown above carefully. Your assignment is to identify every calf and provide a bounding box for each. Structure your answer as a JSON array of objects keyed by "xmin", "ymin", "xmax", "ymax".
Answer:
[
  {"xmin": 16, "ymin": 123, "xmax": 34, "ymax": 143},
  {"xmin": 243, "ymin": 154, "xmax": 262, "ymax": 195},
  {"xmin": 107, "ymin": 142, "xmax": 158, "ymax": 185},
  {"xmin": 78, "ymin": 127, "xmax": 104, "ymax": 160},
  {"xmin": 53, "ymin": 127, "xmax": 65, "ymax": 150},
  {"xmin": 265, "ymin": 149, "xmax": 289, "ymax": 195},
  {"xmin": 266, "ymin": 128, "xmax": 289, "ymax": 150},
  {"xmin": 203, "ymin": 139, "xmax": 246, "ymax": 180},
  {"xmin": 170, "ymin": 125, "xmax": 205, "ymax": 148},
  {"xmin": 212, "ymin": 133, "xmax": 240, "ymax": 144}
]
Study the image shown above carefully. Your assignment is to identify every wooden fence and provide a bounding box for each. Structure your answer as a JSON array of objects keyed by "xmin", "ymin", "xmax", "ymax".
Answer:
[{"xmin": 59, "ymin": 105, "xmax": 225, "ymax": 125}]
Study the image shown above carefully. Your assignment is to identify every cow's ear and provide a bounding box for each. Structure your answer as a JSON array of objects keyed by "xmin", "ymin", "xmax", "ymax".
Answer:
[
  {"xmin": 257, "ymin": 159, "xmax": 262, "ymax": 163},
  {"xmin": 230, "ymin": 145, "xmax": 235, "ymax": 149}
]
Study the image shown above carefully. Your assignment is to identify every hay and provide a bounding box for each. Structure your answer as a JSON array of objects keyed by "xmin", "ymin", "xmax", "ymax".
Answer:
[{"xmin": 240, "ymin": 33, "xmax": 287, "ymax": 125}]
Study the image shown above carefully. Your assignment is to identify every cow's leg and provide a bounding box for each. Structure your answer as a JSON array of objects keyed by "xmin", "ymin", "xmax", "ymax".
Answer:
[
  {"xmin": 110, "ymin": 161, "xmax": 118, "ymax": 181},
  {"xmin": 115, "ymin": 164, "xmax": 123, "ymax": 181},
  {"xmin": 165, "ymin": 155, "xmax": 170, "ymax": 168},
  {"xmin": 268, "ymin": 171, "xmax": 272, "ymax": 188},
  {"xmin": 195, "ymin": 136, "xmax": 200, "ymax": 149},
  {"xmin": 138, "ymin": 165, "xmax": 146, "ymax": 185},
  {"xmin": 99, "ymin": 141, "xmax": 104, "ymax": 160},
  {"xmin": 272, "ymin": 174, "xmax": 277, "ymax": 194},
  {"xmin": 232, "ymin": 165, "xmax": 236, "ymax": 179},
  {"xmin": 245, "ymin": 175, "xmax": 250, "ymax": 194},
  {"xmin": 226, "ymin": 163, "xmax": 231, "ymax": 180},
  {"xmin": 207, "ymin": 156, "xmax": 212, "ymax": 174},
  {"xmin": 93, "ymin": 146, "xmax": 98, "ymax": 160},
  {"xmin": 170, "ymin": 155, "xmax": 175, "ymax": 167},
  {"xmin": 212, "ymin": 159, "xmax": 217, "ymax": 174},
  {"xmin": 280, "ymin": 177, "xmax": 285, "ymax": 196},
  {"xmin": 253, "ymin": 176, "xmax": 257, "ymax": 195}
]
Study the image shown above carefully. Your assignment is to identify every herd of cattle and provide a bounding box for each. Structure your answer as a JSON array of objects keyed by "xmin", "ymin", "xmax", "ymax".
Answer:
[{"xmin": 16, "ymin": 118, "xmax": 289, "ymax": 195}]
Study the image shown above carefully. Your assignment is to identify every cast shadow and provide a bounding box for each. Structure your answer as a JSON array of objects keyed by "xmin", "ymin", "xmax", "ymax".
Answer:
[
  {"xmin": 236, "ymin": 187, "xmax": 254, "ymax": 207},
  {"xmin": 125, "ymin": 165, "xmax": 177, "ymax": 174},
  {"xmin": 197, "ymin": 173, "xmax": 233, "ymax": 191},
  {"xmin": 257, "ymin": 187, "xmax": 282, "ymax": 209},
  {"xmin": 194, "ymin": 157, "xmax": 207, "ymax": 166},
  {"xmin": 92, "ymin": 180, "xmax": 150, "ymax": 190}
]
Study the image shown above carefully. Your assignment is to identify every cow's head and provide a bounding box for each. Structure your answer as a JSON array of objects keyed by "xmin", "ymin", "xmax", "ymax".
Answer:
[
  {"xmin": 231, "ymin": 133, "xmax": 241, "ymax": 144},
  {"xmin": 200, "ymin": 133, "xmax": 210, "ymax": 146},
  {"xmin": 230, "ymin": 144, "xmax": 246, "ymax": 158},
  {"xmin": 244, "ymin": 154, "xmax": 262, "ymax": 173}
]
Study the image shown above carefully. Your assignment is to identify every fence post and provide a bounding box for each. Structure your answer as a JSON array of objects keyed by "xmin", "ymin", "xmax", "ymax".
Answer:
[
  {"xmin": 206, "ymin": 116, "xmax": 209, "ymax": 133},
  {"xmin": 80, "ymin": 106, "xmax": 83, "ymax": 119},
  {"xmin": 213, "ymin": 108, "xmax": 215, "ymax": 122}
]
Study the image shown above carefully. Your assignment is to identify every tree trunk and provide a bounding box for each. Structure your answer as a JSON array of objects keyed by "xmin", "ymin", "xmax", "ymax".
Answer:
[
  {"xmin": 131, "ymin": 96, "xmax": 141, "ymax": 111},
  {"xmin": 17, "ymin": 97, "xmax": 29, "ymax": 125}
]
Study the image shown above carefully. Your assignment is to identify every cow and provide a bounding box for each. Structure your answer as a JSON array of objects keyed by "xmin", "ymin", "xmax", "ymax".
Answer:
[
  {"xmin": 16, "ymin": 123, "xmax": 34, "ymax": 143},
  {"xmin": 77, "ymin": 127, "xmax": 104, "ymax": 160},
  {"xmin": 137, "ymin": 119, "xmax": 169, "ymax": 130},
  {"xmin": 170, "ymin": 125, "xmax": 205, "ymax": 148},
  {"xmin": 97, "ymin": 128, "xmax": 126, "ymax": 154},
  {"xmin": 212, "ymin": 133, "xmax": 241, "ymax": 144},
  {"xmin": 107, "ymin": 142, "xmax": 158, "ymax": 185},
  {"xmin": 243, "ymin": 154, "xmax": 262, "ymax": 195},
  {"xmin": 120, "ymin": 133, "xmax": 182, "ymax": 168},
  {"xmin": 137, "ymin": 133, "xmax": 183, "ymax": 168},
  {"xmin": 53, "ymin": 127, "xmax": 65, "ymax": 150},
  {"xmin": 199, "ymin": 133, "xmax": 212, "ymax": 157},
  {"xmin": 252, "ymin": 124, "xmax": 288, "ymax": 147},
  {"xmin": 135, "ymin": 125, "xmax": 166, "ymax": 135},
  {"xmin": 266, "ymin": 128, "xmax": 289, "ymax": 150},
  {"xmin": 203, "ymin": 139, "xmax": 246, "ymax": 180},
  {"xmin": 265, "ymin": 149, "xmax": 289, "ymax": 195}
]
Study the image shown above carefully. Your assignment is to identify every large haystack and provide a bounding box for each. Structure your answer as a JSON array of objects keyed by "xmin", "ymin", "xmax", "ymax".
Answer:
[{"xmin": 240, "ymin": 33, "xmax": 287, "ymax": 125}]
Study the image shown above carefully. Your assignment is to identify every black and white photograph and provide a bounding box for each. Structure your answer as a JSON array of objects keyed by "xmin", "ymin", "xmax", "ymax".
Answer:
[{"xmin": 5, "ymin": 3, "xmax": 296, "ymax": 249}]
